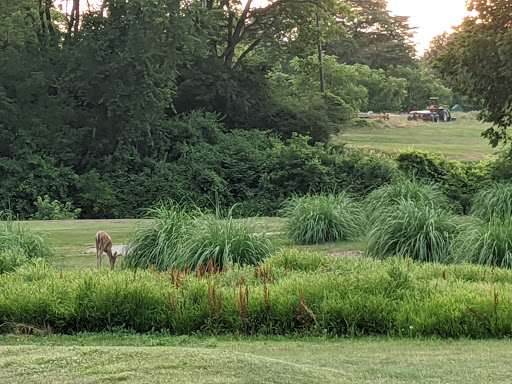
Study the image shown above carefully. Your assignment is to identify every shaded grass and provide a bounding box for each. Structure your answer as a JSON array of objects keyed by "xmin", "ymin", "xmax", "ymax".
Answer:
[
  {"xmin": 340, "ymin": 113, "xmax": 497, "ymax": 161},
  {"xmin": 1, "ymin": 338, "xmax": 512, "ymax": 383}
]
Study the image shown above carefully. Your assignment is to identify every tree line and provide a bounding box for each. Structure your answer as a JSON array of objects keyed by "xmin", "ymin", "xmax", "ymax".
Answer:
[{"xmin": 0, "ymin": 0, "xmax": 507, "ymax": 218}]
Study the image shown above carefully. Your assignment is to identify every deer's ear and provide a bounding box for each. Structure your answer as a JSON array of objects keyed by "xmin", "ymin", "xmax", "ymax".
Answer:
[{"xmin": 113, "ymin": 251, "xmax": 118, "ymax": 258}]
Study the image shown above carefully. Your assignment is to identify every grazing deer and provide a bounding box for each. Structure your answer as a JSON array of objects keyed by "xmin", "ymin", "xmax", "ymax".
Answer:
[{"xmin": 95, "ymin": 231, "xmax": 118, "ymax": 270}]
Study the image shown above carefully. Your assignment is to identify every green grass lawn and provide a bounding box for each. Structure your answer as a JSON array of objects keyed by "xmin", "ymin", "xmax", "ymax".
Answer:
[
  {"xmin": 340, "ymin": 113, "xmax": 500, "ymax": 161},
  {"xmin": 1, "ymin": 336, "xmax": 512, "ymax": 383}
]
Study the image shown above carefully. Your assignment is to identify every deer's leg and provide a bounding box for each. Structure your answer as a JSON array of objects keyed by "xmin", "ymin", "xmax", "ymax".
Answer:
[{"xmin": 97, "ymin": 250, "xmax": 102, "ymax": 270}]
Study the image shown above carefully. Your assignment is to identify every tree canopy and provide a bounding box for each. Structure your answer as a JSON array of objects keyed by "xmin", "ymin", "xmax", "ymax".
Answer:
[{"xmin": 435, "ymin": 0, "xmax": 512, "ymax": 147}]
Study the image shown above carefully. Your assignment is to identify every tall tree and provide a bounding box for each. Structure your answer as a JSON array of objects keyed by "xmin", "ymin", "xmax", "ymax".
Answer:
[
  {"xmin": 200, "ymin": 0, "xmax": 348, "ymax": 67},
  {"xmin": 421, "ymin": 31, "xmax": 452, "ymax": 68},
  {"xmin": 325, "ymin": 0, "xmax": 416, "ymax": 69},
  {"xmin": 435, "ymin": 0, "xmax": 512, "ymax": 147}
]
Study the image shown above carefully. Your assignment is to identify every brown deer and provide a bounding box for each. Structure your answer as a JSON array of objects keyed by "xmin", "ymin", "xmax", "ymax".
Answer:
[{"xmin": 95, "ymin": 231, "xmax": 118, "ymax": 270}]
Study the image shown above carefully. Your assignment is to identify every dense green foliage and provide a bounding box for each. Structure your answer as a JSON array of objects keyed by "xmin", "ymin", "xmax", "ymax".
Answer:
[
  {"xmin": 1, "ymin": 0, "xmax": 465, "ymax": 220},
  {"xmin": 281, "ymin": 192, "xmax": 365, "ymax": 244},
  {"xmin": 469, "ymin": 183, "xmax": 512, "ymax": 222},
  {"xmin": 365, "ymin": 200, "xmax": 462, "ymax": 263},
  {"xmin": 4, "ymin": 251, "xmax": 512, "ymax": 338},
  {"xmin": 435, "ymin": 0, "xmax": 512, "ymax": 147},
  {"xmin": 453, "ymin": 218, "xmax": 512, "ymax": 268},
  {"xmin": 364, "ymin": 178, "xmax": 453, "ymax": 221},
  {"xmin": 0, "ymin": 221, "xmax": 53, "ymax": 262},
  {"xmin": 124, "ymin": 204, "xmax": 273, "ymax": 271}
]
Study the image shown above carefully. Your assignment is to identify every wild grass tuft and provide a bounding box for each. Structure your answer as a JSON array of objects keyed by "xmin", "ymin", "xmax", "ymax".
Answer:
[
  {"xmin": 176, "ymin": 208, "xmax": 274, "ymax": 270},
  {"xmin": 365, "ymin": 200, "xmax": 461, "ymax": 263},
  {"xmin": 453, "ymin": 218, "xmax": 512, "ymax": 268},
  {"xmin": 0, "ymin": 221, "xmax": 53, "ymax": 260},
  {"xmin": 364, "ymin": 178, "xmax": 452, "ymax": 221},
  {"xmin": 470, "ymin": 183, "xmax": 512, "ymax": 222},
  {"xmin": 123, "ymin": 203, "xmax": 192, "ymax": 270},
  {"xmin": 281, "ymin": 192, "xmax": 365, "ymax": 245}
]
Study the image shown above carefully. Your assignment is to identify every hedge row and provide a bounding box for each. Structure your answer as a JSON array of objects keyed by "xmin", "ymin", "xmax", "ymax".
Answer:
[{"xmin": 2, "ymin": 251, "xmax": 512, "ymax": 338}]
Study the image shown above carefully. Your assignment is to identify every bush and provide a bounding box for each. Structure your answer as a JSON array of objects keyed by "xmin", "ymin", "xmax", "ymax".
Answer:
[
  {"xmin": 4, "ymin": 252, "xmax": 512, "ymax": 337},
  {"xmin": 123, "ymin": 203, "xmax": 191, "ymax": 271},
  {"xmin": 281, "ymin": 192, "xmax": 366, "ymax": 245},
  {"xmin": 176, "ymin": 208, "xmax": 274, "ymax": 270},
  {"xmin": 364, "ymin": 178, "xmax": 452, "ymax": 221},
  {"xmin": 470, "ymin": 183, "xmax": 512, "ymax": 222},
  {"xmin": 365, "ymin": 200, "xmax": 462, "ymax": 263},
  {"xmin": 453, "ymin": 218, "xmax": 512, "ymax": 268},
  {"xmin": 0, "ymin": 221, "xmax": 53, "ymax": 260},
  {"xmin": 395, "ymin": 150, "xmax": 485, "ymax": 212},
  {"xmin": 32, "ymin": 195, "xmax": 81, "ymax": 220},
  {"xmin": 0, "ymin": 247, "xmax": 28, "ymax": 274}
]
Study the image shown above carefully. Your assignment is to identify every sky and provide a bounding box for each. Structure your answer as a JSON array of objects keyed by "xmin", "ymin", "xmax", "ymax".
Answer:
[{"xmin": 386, "ymin": 0, "xmax": 472, "ymax": 55}]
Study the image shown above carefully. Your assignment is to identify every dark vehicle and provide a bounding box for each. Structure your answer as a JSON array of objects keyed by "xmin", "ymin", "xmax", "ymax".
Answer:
[{"xmin": 408, "ymin": 97, "xmax": 455, "ymax": 123}]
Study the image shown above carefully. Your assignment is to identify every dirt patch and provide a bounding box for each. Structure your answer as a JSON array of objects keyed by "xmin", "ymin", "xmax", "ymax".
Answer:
[{"xmin": 86, "ymin": 244, "xmax": 126, "ymax": 255}]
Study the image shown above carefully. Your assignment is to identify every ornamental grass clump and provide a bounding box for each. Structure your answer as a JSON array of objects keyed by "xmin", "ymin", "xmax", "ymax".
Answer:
[
  {"xmin": 0, "ymin": 221, "xmax": 52, "ymax": 260},
  {"xmin": 470, "ymin": 183, "xmax": 512, "ymax": 222},
  {"xmin": 281, "ymin": 192, "xmax": 366, "ymax": 245},
  {"xmin": 365, "ymin": 199, "xmax": 461, "ymax": 263},
  {"xmin": 453, "ymin": 218, "xmax": 512, "ymax": 268},
  {"xmin": 123, "ymin": 203, "xmax": 191, "ymax": 271},
  {"xmin": 176, "ymin": 208, "xmax": 274, "ymax": 271},
  {"xmin": 364, "ymin": 178, "xmax": 452, "ymax": 221}
]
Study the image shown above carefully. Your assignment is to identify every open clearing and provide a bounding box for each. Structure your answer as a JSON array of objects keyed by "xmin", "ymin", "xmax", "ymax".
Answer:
[
  {"xmin": 340, "ymin": 113, "xmax": 500, "ymax": 161},
  {"xmin": 2, "ymin": 337, "xmax": 512, "ymax": 383}
]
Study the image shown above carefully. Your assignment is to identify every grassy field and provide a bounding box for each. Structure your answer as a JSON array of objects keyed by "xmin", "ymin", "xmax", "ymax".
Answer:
[
  {"xmin": 340, "ymin": 113, "xmax": 500, "ymax": 161},
  {"xmin": 1, "ymin": 335, "xmax": 512, "ymax": 383},
  {"xmin": 23, "ymin": 217, "xmax": 306, "ymax": 271}
]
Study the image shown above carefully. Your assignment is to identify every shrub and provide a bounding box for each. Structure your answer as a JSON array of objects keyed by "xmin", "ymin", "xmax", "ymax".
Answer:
[
  {"xmin": 365, "ymin": 200, "xmax": 462, "ymax": 263},
  {"xmin": 5, "ymin": 253, "xmax": 512, "ymax": 337},
  {"xmin": 176, "ymin": 208, "xmax": 274, "ymax": 270},
  {"xmin": 281, "ymin": 192, "xmax": 366, "ymax": 245},
  {"xmin": 364, "ymin": 178, "xmax": 452, "ymax": 221},
  {"xmin": 0, "ymin": 247, "xmax": 28, "ymax": 274},
  {"xmin": 470, "ymin": 183, "xmax": 512, "ymax": 222},
  {"xmin": 123, "ymin": 203, "xmax": 192, "ymax": 271},
  {"xmin": 453, "ymin": 218, "xmax": 512, "ymax": 268},
  {"xmin": 395, "ymin": 150, "xmax": 481, "ymax": 212},
  {"xmin": 0, "ymin": 221, "xmax": 53, "ymax": 260},
  {"xmin": 32, "ymin": 195, "xmax": 81, "ymax": 220}
]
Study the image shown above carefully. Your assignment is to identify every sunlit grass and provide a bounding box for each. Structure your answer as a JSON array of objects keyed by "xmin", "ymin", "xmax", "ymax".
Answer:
[{"xmin": 340, "ymin": 113, "xmax": 497, "ymax": 161}]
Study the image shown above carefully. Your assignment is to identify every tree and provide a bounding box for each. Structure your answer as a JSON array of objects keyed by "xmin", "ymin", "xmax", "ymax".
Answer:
[
  {"xmin": 200, "ymin": 0, "xmax": 349, "ymax": 67},
  {"xmin": 421, "ymin": 31, "xmax": 452, "ymax": 68},
  {"xmin": 435, "ymin": 0, "xmax": 512, "ymax": 147},
  {"xmin": 325, "ymin": 0, "xmax": 416, "ymax": 69}
]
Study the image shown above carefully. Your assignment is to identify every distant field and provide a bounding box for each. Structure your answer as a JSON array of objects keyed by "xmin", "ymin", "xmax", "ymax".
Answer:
[{"xmin": 340, "ymin": 113, "xmax": 500, "ymax": 161}]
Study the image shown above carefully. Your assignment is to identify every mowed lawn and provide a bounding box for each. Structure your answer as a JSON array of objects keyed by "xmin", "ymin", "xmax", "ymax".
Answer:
[
  {"xmin": 340, "ymin": 113, "xmax": 500, "ymax": 161},
  {"xmin": 2, "ymin": 337, "xmax": 512, "ymax": 383}
]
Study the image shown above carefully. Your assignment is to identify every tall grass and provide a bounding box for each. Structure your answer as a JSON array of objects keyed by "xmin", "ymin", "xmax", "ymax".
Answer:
[
  {"xmin": 124, "ymin": 204, "xmax": 273, "ymax": 271},
  {"xmin": 453, "ymin": 218, "xmax": 512, "ymax": 268},
  {"xmin": 365, "ymin": 200, "xmax": 461, "ymax": 263},
  {"xmin": 281, "ymin": 192, "xmax": 365, "ymax": 245},
  {"xmin": 6, "ymin": 252, "xmax": 512, "ymax": 337},
  {"xmin": 364, "ymin": 178, "xmax": 452, "ymax": 221},
  {"xmin": 0, "ymin": 221, "xmax": 53, "ymax": 260},
  {"xmin": 470, "ymin": 183, "xmax": 512, "ymax": 222},
  {"xmin": 123, "ymin": 204, "xmax": 192, "ymax": 270},
  {"xmin": 176, "ymin": 209, "xmax": 274, "ymax": 270}
]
